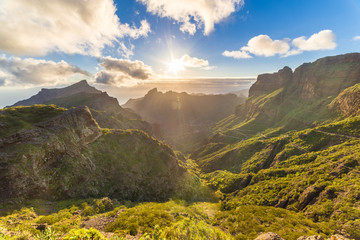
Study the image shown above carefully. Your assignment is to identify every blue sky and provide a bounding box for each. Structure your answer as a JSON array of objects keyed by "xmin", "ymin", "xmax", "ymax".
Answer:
[{"xmin": 0, "ymin": 0, "xmax": 359, "ymax": 106}]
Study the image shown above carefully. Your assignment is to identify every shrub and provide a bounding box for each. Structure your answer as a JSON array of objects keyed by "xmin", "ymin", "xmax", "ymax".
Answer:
[
  {"xmin": 62, "ymin": 228, "xmax": 106, "ymax": 240},
  {"xmin": 34, "ymin": 228, "xmax": 60, "ymax": 240}
]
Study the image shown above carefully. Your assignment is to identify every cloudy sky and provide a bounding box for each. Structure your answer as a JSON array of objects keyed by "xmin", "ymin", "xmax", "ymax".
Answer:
[{"xmin": 0, "ymin": 0, "xmax": 359, "ymax": 106}]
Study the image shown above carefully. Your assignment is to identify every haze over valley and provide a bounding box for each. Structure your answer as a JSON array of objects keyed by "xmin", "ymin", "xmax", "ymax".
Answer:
[{"xmin": 1, "ymin": 0, "xmax": 360, "ymax": 240}]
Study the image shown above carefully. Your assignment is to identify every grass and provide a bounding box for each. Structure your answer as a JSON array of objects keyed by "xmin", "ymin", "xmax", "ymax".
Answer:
[
  {"xmin": 0, "ymin": 104, "xmax": 66, "ymax": 138},
  {"xmin": 193, "ymin": 115, "xmax": 360, "ymax": 239},
  {"xmin": 0, "ymin": 199, "xmax": 335, "ymax": 240}
]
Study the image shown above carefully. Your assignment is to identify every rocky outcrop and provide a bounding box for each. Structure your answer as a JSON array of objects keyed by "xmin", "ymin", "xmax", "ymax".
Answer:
[
  {"xmin": 330, "ymin": 83, "xmax": 360, "ymax": 117},
  {"xmin": 232, "ymin": 52, "xmax": 360, "ymax": 131},
  {"xmin": 254, "ymin": 232, "xmax": 285, "ymax": 240},
  {"xmin": 298, "ymin": 184, "xmax": 326, "ymax": 210},
  {"xmin": 247, "ymin": 52, "xmax": 360, "ymax": 101},
  {"xmin": 0, "ymin": 105, "xmax": 184, "ymax": 201},
  {"xmin": 249, "ymin": 66, "xmax": 292, "ymax": 98},
  {"xmin": 290, "ymin": 53, "xmax": 360, "ymax": 100},
  {"xmin": 253, "ymin": 233, "xmax": 351, "ymax": 240},
  {"xmin": 0, "ymin": 106, "xmax": 101, "ymax": 199},
  {"xmin": 297, "ymin": 236, "xmax": 324, "ymax": 240}
]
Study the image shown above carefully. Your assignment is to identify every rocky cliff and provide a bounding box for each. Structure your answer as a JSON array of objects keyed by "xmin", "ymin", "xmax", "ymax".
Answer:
[
  {"xmin": 228, "ymin": 53, "xmax": 360, "ymax": 136},
  {"xmin": 330, "ymin": 83, "xmax": 360, "ymax": 117},
  {"xmin": 0, "ymin": 105, "xmax": 184, "ymax": 201}
]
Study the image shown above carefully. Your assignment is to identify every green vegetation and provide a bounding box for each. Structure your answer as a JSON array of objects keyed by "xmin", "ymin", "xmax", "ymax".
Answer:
[
  {"xmin": 2, "ymin": 55, "xmax": 360, "ymax": 239},
  {"xmin": 194, "ymin": 115, "xmax": 360, "ymax": 239},
  {"xmin": 0, "ymin": 104, "xmax": 66, "ymax": 138},
  {"xmin": 0, "ymin": 199, "xmax": 332, "ymax": 240}
]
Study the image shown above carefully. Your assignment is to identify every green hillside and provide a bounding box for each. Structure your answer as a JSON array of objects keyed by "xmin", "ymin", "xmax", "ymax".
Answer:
[{"xmin": 1, "ymin": 53, "xmax": 360, "ymax": 239}]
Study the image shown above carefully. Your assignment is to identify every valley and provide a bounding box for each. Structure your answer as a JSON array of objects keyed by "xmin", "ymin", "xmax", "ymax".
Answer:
[{"xmin": 1, "ymin": 53, "xmax": 360, "ymax": 239}]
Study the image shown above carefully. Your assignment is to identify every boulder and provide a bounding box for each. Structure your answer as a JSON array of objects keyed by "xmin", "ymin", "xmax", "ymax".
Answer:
[{"xmin": 254, "ymin": 232, "xmax": 285, "ymax": 240}]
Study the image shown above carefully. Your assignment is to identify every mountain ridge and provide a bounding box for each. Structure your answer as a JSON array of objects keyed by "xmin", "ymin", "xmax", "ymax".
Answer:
[
  {"xmin": 123, "ymin": 88, "xmax": 246, "ymax": 152},
  {"xmin": 9, "ymin": 80, "xmax": 156, "ymax": 135}
]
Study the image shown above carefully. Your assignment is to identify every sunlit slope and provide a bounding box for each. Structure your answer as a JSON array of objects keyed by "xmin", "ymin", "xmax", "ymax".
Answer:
[
  {"xmin": 0, "ymin": 105, "xmax": 185, "ymax": 201},
  {"xmin": 123, "ymin": 88, "xmax": 246, "ymax": 152}
]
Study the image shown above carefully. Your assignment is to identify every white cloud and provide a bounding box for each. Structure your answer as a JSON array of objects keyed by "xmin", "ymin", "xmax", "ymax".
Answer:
[
  {"xmin": 180, "ymin": 55, "xmax": 210, "ymax": 68},
  {"xmin": 166, "ymin": 54, "xmax": 214, "ymax": 74},
  {"xmin": 223, "ymin": 30, "xmax": 337, "ymax": 59},
  {"xmin": 117, "ymin": 43, "xmax": 135, "ymax": 59},
  {"xmin": 95, "ymin": 57, "xmax": 156, "ymax": 87},
  {"xmin": 222, "ymin": 50, "xmax": 252, "ymax": 59},
  {"xmin": 241, "ymin": 35, "xmax": 290, "ymax": 57},
  {"xmin": 0, "ymin": 0, "xmax": 151, "ymax": 56},
  {"xmin": 137, "ymin": 0, "xmax": 243, "ymax": 35},
  {"xmin": 0, "ymin": 56, "xmax": 90, "ymax": 86},
  {"xmin": 292, "ymin": 30, "xmax": 336, "ymax": 51},
  {"xmin": 353, "ymin": 36, "xmax": 360, "ymax": 41}
]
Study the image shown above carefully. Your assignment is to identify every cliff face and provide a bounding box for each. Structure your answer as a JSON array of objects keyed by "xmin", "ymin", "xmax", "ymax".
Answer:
[
  {"xmin": 249, "ymin": 66, "xmax": 292, "ymax": 98},
  {"xmin": 249, "ymin": 53, "xmax": 360, "ymax": 101},
  {"xmin": 0, "ymin": 105, "xmax": 184, "ymax": 201},
  {"xmin": 232, "ymin": 53, "xmax": 360, "ymax": 133},
  {"xmin": 290, "ymin": 53, "xmax": 360, "ymax": 100},
  {"xmin": 330, "ymin": 83, "xmax": 360, "ymax": 117}
]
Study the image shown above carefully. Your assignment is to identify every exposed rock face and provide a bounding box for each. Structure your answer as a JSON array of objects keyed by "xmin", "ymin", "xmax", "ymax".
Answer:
[
  {"xmin": 38, "ymin": 106, "xmax": 102, "ymax": 144},
  {"xmin": 289, "ymin": 54, "xmax": 360, "ymax": 100},
  {"xmin": 249, "ymin": 66, "xmax": 292, "ymax": 98},
  {"xmin": 298, "ymin": 184, "xmax": 326, "ymax": 210},
  {"xmin": 330, "ymin": 83, "xmax": 360, "ymax": 117},
  {"xmin": 0, "ymin": 106, "xmax": 101, "ymax": 199},
  {"xmin": 327, "ymin": 235, "xmax": 350, "ymax": 240},
  {"xmin": 297, "ymin": 236, "xmax": 324, "ymax": 240},
  {"xmin": 232, "ymin": 53, "xmax": 360, "ymax": 131},
  {"xmin": 0, "ymin": 105, "xmax": 184, "ymax": 201},
  {"xmin": 254, "ymin": 232, "xmax": 285, "ymax": 240},
  {"xmin": 248, "ymin": 53, "xmax": 360, "ymax": 101}
]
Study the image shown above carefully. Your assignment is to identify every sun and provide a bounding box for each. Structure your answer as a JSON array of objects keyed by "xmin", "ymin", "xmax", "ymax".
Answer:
[{"xmin": 167, "ymin": 59, "xmax": 184, "ymax": 74}]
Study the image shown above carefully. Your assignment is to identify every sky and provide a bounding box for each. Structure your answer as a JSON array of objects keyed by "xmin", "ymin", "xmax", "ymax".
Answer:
[{"xmin": 0, "ymin": 0, "xmax": 360, "ymax": 107}]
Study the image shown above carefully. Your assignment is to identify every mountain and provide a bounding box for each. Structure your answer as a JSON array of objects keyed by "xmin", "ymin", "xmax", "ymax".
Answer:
[
  {"xmin": 11, "ymin": 80, "xmax": 101, "ymax": 106},
  {"xmin": 2, "ymin": 54, "xmax": 360, "ymax": 240},
  {"xmin": 0, "ymin": 105, "xmax": 186, "ymax": 201},
  {"xmin": 190, "ymin": 53, "xmax": 360, "ymax": 239},
  {"xmin": 10, "ymin": 80, "xmax": 155, "ymax": 134},
  {"xmin": 123, "ymin": 89, "xmax": 246, "ymax": 152}
]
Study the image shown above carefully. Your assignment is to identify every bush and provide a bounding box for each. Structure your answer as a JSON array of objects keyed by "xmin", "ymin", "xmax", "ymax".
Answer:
[
  {"xmin": 161, "ymin": 218, "xmax": 233, "ymax": 240},
  {"xmin": 62, "ymin": 228, "xmax": 106, "ymax": 240},
  {"xmin": 35, "ymin": 228, "xmax": 60, "ymax": 240}
]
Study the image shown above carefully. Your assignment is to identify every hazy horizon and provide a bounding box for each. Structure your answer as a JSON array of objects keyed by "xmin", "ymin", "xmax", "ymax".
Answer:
[
  {"xmin": 1, "ymin": 0, "xmax": 359, "ymax": 104},
  {"xmin": 0, "ymin": 77, "xmax": 255, "ymax": 108}
]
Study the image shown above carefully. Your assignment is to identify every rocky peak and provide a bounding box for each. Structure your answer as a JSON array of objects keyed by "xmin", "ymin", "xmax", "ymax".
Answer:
[
  {"xmin": 146, "ymin": 88, "xmax": 159, "ymax": 96},
  {"xmin": 247, "ymin": 53, "xmax": 360, "ymax": 101},
  {"xmin": 249, "ymin": 66, "xmax": 292, "ymax": 98},
  {"xmin": 38, "ymin": 106, "xmax": 102, "ymax": 145},
  {"xmin": 11, "ymin": 80, "xmax": 101, "ymax": 107}
]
